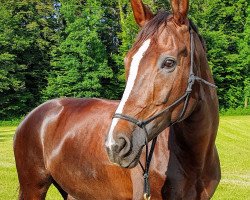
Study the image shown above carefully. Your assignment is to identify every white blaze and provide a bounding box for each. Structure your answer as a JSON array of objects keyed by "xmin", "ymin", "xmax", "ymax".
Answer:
[{"xmin": 105, "ymin": 39, "xmax": 151, "ymax": 148}]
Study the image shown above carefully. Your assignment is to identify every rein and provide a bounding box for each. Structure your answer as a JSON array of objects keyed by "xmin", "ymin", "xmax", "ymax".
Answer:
[{"xmin": 113, "ymin": 29, "xmax": 217, "ymax": 200}]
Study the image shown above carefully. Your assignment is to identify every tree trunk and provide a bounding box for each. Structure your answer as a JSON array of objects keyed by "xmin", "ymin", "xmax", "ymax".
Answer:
[{"xmin": 244, "ymin": 97, "xmax": 248, "ymax": 108}]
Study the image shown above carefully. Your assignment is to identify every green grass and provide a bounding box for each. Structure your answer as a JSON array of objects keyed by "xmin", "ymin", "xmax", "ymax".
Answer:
[
  {"xmin": 212, "ymin": 116, "xmax": 250, "ymax": 200},
  {"xmin": 0, "ymin": 116, "xmax": 249, "ymax": 199}
]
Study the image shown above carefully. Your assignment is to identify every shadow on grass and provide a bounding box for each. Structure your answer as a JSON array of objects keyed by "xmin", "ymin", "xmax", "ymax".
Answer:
[
  {"xmin": 0, "ymin": 129, "xmax": 16, "ymax": 133},
  {"xmin": 0, "ymin": 133, "xmax": 14, "ymax": 142}
]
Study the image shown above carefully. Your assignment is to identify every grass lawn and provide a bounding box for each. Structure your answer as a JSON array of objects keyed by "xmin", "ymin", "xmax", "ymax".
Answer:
[
  {"xmin": 212, "ymin": 116, "xmax": 250, "ymax": 200},
  {"xmin": 0, "ymin": 116, "xmax": 249, "ymax": 199}
]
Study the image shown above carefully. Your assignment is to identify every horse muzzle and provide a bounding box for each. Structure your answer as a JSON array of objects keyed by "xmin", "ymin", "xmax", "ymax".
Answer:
[{"xmin": 105, "ymin": 131, "xmax": 144, "ymax": 168}]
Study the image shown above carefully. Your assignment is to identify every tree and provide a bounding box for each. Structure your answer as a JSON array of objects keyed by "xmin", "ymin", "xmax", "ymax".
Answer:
[
  {"xmin": 239, "ymin": 5, "xmax": 250, "ymax": 108},
  {"xmin": 1, "ymin": 0, "xmax": 248, "ymax": 119},
  {"xmin": 190, "ymin": 0, "xmax": 249, "ymax": 109},
  {"xmin": 0, "ymin": 0, "xmax": 59, "ymax": 119},
  {"xmin": 43, "ymin": 0, "xmax": 113, "ymax": 99}
]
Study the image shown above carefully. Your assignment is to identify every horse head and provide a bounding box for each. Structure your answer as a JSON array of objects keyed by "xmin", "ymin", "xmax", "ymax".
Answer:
[{"xmin": 105, "ymin": 0, "xmax": 208, "ymax": 168}]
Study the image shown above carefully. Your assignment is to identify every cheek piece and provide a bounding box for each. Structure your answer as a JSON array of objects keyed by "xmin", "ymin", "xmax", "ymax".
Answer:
[{"xmin": 113, "ymin": 29, "xmax": 217, "ymax": 200}]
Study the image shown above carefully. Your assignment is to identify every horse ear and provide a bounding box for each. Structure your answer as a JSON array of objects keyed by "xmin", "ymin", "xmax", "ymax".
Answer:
[
  {"xmin": 130, "ymin": 0, "xmax": 154, "ymax": 27},
  {"xmin": 171, "ymin": 0, "xmax": 189, "ymax": 25}
]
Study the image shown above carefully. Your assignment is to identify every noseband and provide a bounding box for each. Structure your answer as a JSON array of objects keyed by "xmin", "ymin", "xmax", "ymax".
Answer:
[{"xmin": 113, "ymin": 29, "xmax": 217, "ymax": 200}]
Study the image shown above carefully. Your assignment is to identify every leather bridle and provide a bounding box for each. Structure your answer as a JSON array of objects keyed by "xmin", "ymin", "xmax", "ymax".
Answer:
[{"xmin": 113, "ymin": 29, "xmax": 217, "ymax": 200}]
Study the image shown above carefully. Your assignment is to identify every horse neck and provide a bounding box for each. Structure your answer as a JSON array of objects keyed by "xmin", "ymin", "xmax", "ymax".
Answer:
[{"xmin": 172, "ymin": 51, "xmax": 219, "ymax": 171}]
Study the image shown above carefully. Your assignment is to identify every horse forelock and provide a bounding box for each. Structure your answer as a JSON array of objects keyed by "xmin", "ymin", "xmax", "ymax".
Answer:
[
  {"xmin": 133, "ymin": 10, "xmax": 206, "ymax": 52},
  {"xmin": 134, "ymin": 11, "xmax": 170, "ymax": 48}
]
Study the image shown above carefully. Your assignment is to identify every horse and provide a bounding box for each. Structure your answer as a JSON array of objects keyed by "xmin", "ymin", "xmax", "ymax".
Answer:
[
  {"xmin": 105, "ymin": 0, "xmax": 221, "ymax": 198},
  {"xmin": 14, "ymin": 0, "xmax": 220, "ymax": 199}
]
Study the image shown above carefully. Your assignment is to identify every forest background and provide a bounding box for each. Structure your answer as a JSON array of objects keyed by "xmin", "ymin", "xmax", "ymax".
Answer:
[{"xmin": 0, "ymin": 0, "xmax": 249, "ymax": 119}]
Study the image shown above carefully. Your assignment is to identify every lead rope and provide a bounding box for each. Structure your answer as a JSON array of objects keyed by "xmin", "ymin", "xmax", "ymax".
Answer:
[
  {"xmin": 113, "ymin": 114, "xmax": 157, "ymax": 200},
  {"xmin": 138, "ymin": 125, "xmax": 157, "ymax": 200}
]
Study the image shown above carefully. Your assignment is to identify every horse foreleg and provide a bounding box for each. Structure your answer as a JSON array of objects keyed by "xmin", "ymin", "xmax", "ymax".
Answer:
[
  {"xmin": 17, "ymin": 170, "xmax": 52, "ymax": 200},
  {"xmin": 15, "ymin": 137, "xmax": 52, "ymax": 199},
  {"xmin": 17, "ymin": 181, "xmax": 51, "ymax": 200}
]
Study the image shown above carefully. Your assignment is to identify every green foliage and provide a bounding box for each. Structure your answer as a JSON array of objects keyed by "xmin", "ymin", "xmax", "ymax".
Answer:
[
  {"xmin": 190, "ymin": 0, "xmax": 249, "ymax": 109},
  {"xmin": 43, "ymin": 0, "xmax": 113, "ymax": 99},
  {"xmin": 96, "ymin": 0, "xmax": 124, "ymax": 99},
  {"xmin": 0, "ymin": 118, "xmax": 22, "ymax": 126},
  {"xmin": 0, "ymin": 0, "xmax": 249, "ymax": 118},
  {"xmin": 0, "ymin": 0, "xmax": 59, "ymax": 119},
  {"xmin": 220, "ymin": 107, "xmax": 250, "ymax": 116},
  {"xmin": 112, "ymin": 0, "xmax": 138, "ymax": 96}
]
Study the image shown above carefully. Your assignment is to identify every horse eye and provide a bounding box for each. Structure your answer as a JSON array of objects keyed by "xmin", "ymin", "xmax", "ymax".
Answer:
[{"xmin": 161, "ymin": 58, "xmax": 176, "ymax": 70}]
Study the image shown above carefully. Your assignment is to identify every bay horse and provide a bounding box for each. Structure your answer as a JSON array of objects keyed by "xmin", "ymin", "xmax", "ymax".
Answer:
[{"xmin": 14, "ymin": 0, "xmax": 220, "ymax": 199}]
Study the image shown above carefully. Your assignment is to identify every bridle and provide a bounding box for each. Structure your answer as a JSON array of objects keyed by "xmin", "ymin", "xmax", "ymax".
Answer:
[{"xmin": 113, "ymin": 29, "xmax": 217, "ymax": 200}]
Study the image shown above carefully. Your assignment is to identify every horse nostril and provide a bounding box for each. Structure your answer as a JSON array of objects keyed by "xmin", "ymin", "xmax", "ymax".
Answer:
[
  {"xmin": 116, "ymin": 135, "xmax": 131, "ymax": 158},
  {"xmin": 116, "ymin": 137, "xmax": 126, "ymax": 152}
]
